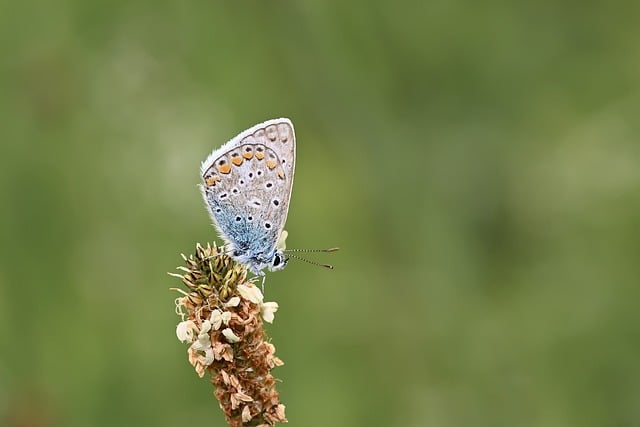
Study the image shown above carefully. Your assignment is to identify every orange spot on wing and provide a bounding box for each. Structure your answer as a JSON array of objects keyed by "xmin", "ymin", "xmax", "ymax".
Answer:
[
  {"xmin": 255, "ymin": 152, "xmax": 265, "ymax": 160},
  {"xmin": 243, "ymin": 151, "xmax": 253, "ymax": 160},
  {"xmin": 217, "ymin": 163, "xmax": 231, "ymax": 174},
  {"xmin": 231, "ymin": 156, "xmax": 243, "ymax": 166},
  {"xmin": 206, "ymin": 176, "xmax": 221, "ymax": 186},
  {"xmin": 266, "ymin": 159, "xmax": 277, "ymax": 169},
  {"xmin": 277, "ymin": 169, "xmax": 285, "ymax": 179}
]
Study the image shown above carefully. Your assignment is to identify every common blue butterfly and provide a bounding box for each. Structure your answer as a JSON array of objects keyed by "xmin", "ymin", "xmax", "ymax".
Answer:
[{"xmin": 200, "ymin": 119, "xmax": 296, "ymax": 276}]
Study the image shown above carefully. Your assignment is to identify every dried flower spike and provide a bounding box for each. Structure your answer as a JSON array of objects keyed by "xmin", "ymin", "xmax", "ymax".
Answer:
[{"xmin": 171, "ymin": 242, "xmax": 287, "ymax": 426}]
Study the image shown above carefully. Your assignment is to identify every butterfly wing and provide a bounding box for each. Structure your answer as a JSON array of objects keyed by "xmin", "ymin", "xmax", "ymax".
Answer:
[{"xmin": 200, "ymin": 118, "xmax": 296, "ymax": 265}]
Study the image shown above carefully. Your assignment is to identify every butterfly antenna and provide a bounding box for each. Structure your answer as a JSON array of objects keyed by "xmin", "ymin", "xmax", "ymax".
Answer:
[
  {"xmin": 285, "ymin": 247, "xmax": 340, "ymax": 253},
  {"xmin": 284, "ymin": 247, "xmax": 339, "ymax": 270},
  {"xmin": 286, "ymin": 253, "xmax": 335, "ymax": 270}
]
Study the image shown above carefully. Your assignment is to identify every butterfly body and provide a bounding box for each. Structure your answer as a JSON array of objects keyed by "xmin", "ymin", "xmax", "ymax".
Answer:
[{"xmin": 200, "ymin": 118, "xmax": 295, "ymax": 275}]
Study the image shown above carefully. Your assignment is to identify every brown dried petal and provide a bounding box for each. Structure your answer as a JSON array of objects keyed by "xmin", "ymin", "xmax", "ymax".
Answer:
[
  {"xmin": 229, "ymin": 374, "xmax": 241, "ymax": 390},
  {"xmin": 241, "ymin": 405, "xmax": 252, "ymax": 423},
  {"xmin": 230, "ymin": 391, "xmax": 253, "ymax": 410},
  {"xmin": 220, "ymin": 369, "xmax": 230, "ymax": 385},
  {"xmin": 212, "ymin": 341, "xmax": 234, "ymax": 362}
]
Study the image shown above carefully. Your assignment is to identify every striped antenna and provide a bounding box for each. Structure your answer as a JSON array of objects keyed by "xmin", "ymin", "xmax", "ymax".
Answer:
[{"xmin": 284, "ymin": 247, "xmax": 339, "ymax": 269}]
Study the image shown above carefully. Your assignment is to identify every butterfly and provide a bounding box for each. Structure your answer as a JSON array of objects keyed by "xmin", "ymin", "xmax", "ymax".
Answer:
[{"xmin": 199, "ymin": 118, "xmax": 297, "ymax": 276}]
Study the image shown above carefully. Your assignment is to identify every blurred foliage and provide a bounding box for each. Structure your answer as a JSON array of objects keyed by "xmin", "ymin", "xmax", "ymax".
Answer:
[{"xmin": 1, "ymin": 1, "xmax": 640, "ymax": 426}]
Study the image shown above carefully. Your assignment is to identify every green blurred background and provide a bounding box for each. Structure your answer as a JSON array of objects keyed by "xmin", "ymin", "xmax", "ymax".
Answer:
[{"xmin": 1, "ymin": 1, "xmax": 640, "ymax": 426}]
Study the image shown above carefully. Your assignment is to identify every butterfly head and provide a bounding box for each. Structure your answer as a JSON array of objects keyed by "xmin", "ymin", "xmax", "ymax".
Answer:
[
  {"xmin": 265, "ymin": 229, "xmax": 289, "ymax": 272},
  {"xmin": 231, "ymin": 247, "xmax": 289, "ymax": 276},
  {"xmin": 269, "ymin": 250, "xmax": 289, "ymax": 272}
]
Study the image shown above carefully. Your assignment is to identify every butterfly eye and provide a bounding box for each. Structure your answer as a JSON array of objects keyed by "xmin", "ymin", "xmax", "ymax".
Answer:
[{"xmin": 271, "ymin": 253, "xmax": 288, "ymax": 270}]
